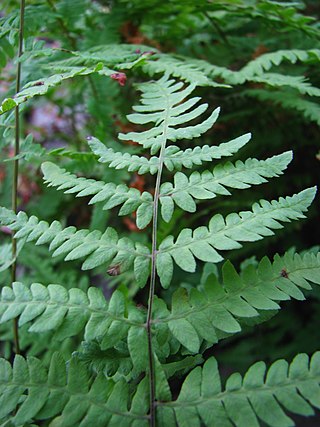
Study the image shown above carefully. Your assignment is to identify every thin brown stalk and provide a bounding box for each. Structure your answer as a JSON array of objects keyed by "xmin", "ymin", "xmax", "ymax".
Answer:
[{"xmin": 11, "ymin": 0, "xmax": 26, "ymax": 355}]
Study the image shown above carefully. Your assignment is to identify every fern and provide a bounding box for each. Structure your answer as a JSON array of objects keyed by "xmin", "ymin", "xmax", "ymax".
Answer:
[
  {"xmin": 0, "ymin": 353, "xmax": 150, "ymax": 426},
  {"xmin": 42, "ymin": 150, "xmax": 292, "ymax": 225},
  {"xmin": 157, "ymin": 187, "xmax": 316, "ymax": 287},
  {"xmin": 0, "ymin": 283, "xmax": 149, "ymax": 369},
  {"xmin": 0, "ymin": 351, "xmax": 319, "ymax": 427},
  {"xmin": 0, "ymin": 28, "xmax": 319, "ymax": 424},
  {"xmin": 0, "ymin": 208, "xmax": 151, "ymax": 286},
  {"xmin": 243, "ymin": 89, "xmax": 320, "ymax": 126},
  {"xmin": 157, "ymin": 352, "xmax": 320, "ymax": 427},
  {"xmin": 1, "ymin": 251, "xmax": 319, "ymax": 357},
  {"xmin": 88, "ymin": 133, "xmax": 252, "ymax": 174},
  {"xmin": 159, "ymin": 151, "xmax": 293, "ymax": 220},
  {"xmin": 156, "ymin": 251, "xmax": 320, "ymax": 351},
  {"xmin": 240, "ymin": 49, "xmax": 320, "ymax": 77},
  {"xmin": 41, "ymin": 162, "xmax": 153, "ymax": 229},
  {"xmin": 0, "ymin": 63, "xmax": 116, "ymax": 115}
]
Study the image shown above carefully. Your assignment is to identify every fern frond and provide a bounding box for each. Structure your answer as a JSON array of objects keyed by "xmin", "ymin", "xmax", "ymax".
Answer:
[
  {"xmin": 241, "ymin": 49, "xmax": 320, "ymax": 77},
  {"xmin": 89, "ymin": 133, "xmax": 251, "ymax": 174},
  {"xmin": 162, "ymin": 133, "xmax": 251, "ymax": 171},
  {"xmin": 142, "ymin": 53, "xmax": 229, "ymax": 87},
  {"xmin": 0, "ymin": 283, "xmax": 148, "ymax": 356},
  {"xmin": 118, "ymin": 74, "xmax": 221, "ymax": 154},
  {"xmin": 0, "ymin": 353, "xmax": 149, "ymax": 426},
  {"xmin": 156, "ymin": 188, "xmax": 316, "ymax": 287},
  {"xmin": 243, "ymin": 89, "xmax": 320, "ymax": 126},
  {"xmin": 0, "ymin": 208, "xmax": 151, "ymax": 286},
  {"xmin": 250, "ymin": 73, "xmax": 320, "ymax": 97},
  {"xmin": 183, "ymin": 50, "xmax": 320, "ymax": 95},
  {"xmin": 153, "ymin": 251, "xmax": 320, "ymax": 352},
  {"xmin": 0, "ymin": 64, "xmax": 115, "ymax": 115},
  {"xmin": 157, "ymin": 352, "xmax": 320, "ymax": 427},
  {"xmin": 88, "ymin": 136, "xmax": 160, "ymax": 175},
  {"xmin": 50, "ymin": 43, "xmax": 152, "ymax": 69},
  {"xmin": 159, "ymin": 151, "xmax": 292, "ymax": 221},
  {"xmin": 41, "ymin": 162, "xmax": 153, "ymax": 229}
]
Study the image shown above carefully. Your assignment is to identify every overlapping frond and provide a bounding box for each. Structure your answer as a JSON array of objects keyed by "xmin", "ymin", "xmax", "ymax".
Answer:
[
  {"xmin": 243, "ymin": 89, "xmax": 320, "ymax": 126},
  {"xmin": 1, "ymin": 251, "xmax": 319, "ymax": 357},
  {"xmin": 142, "ymin": 53, "xmax": 228, "ymax": 87},
  {"xmin": 0, "ymin": 208, "xmax": 151, "ymax": 286},
  {"xmin": 161, "ymin": 133, "xmax": 251, "ymax": 171},
  {"xmin": 157, "ymin": 352, "xmax": 320, "ymax": 427},
  {"xmin": 0, "ymin": 64, "xmax": 115, "ymax": 115},
  {"xmin": 88, "ymin": 136, "xmax": 160, "ymax": 175},
  {"xmin": 241, "ymin": 49, "xmax": 320, "ymax": 77},
  {"xmin": 118, "ymin": 74, "xmax": 221, "ymax": 154},
  {"xmin": 0, "ymin": 283, "xmax": 149, "ymax": 372},
  {"xmin": 41, "ymin": 162, "xmax": 153, "ymax": 229},
  {"xmin": 0, "ymin": 353, "xmax": 149, "ymax": 426},
  {"xmin": 159, "ymin": 151, "xmax": 292, "ymax": 222},
  {"xmin": 156, "ymin": 188, "xmax": 316, "ymax": 287},
  {"xmin": 153, "ymin": 251, "xmax": 320, "ymax": 352},
  {"xmin": 89, "ymin": 133, "xmax": 251, "ymax": 174}
]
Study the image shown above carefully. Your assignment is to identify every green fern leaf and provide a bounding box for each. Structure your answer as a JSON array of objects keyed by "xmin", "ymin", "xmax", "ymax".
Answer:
[
  {"xmin": 157, "ymin": 352, "xmax": 320, "ymax": 427},
  {"xmin": 88, "ymin": 136, "xmax": 160, "ymax": 175},
  {"xmin": 118, "ymin": 74, "xmax": 221, "ymax": 155},
  {"xmin": 0, "ymin": 353, "xmax": 149, "ymax": 426},
  {"xmin": 243, "ymin": 89, "xmax": 320, "ymax": 126},
  {"xmin": 88, "ymin": 133, "xmax": 251, "ymax": 174},
  {"xmin": 159, "ymin": 151, "xmax": 292, "ymax": 221},
  {"xmin": 162, "ymin": 133, "xmax": 251, "ymax": 171},
  {"xmin": 153, "ymin": 251, "xmax": 320, "ymax": 350},
  {"xmin": 41, "ymin": 162, "xmax": 153, "ymax": 229},
  {"xmin": 0, "ymin": 283, "xmax": 149, "ymax": 360},
  {"xmin": 142, "ymin": 53, "xmax": 229, "ymax": 87},
  {"xmin": 0, "ymin": 64, "xmax": 115, "ymax": 115},
  {"xmin": 250, "ymin": 73, "xmax": 320, "ymax": 97},
  {"xmin": 157, "ymin": 188, "xmax": 316, "ymax": 286},
  {"xmin": 0, "ymin": 208, "xmax": 151, "ymax": 284},
  {"xmin": 241, "ymin": 49, "xmax": 320, "ymax": 77}
]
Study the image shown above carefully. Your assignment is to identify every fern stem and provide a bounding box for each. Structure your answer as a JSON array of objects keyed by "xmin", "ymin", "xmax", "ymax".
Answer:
[
  {"xmin": 146, "ymin": 109, "xmax": 169, "ymax": 427},
  {"xmin": 46, "ymin": 0, "xmax": 77, "ymax": 50},
  {"xmin": 11, "ymin": 0, "xmax": 26, "ymax": 355},
  {"xmin": 203, "ymin": 11, "xmax": 230, "ymax": 46}
]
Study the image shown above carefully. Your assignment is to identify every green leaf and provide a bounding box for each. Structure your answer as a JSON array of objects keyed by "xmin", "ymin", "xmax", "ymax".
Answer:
[
  {"xmin": 0, "ymin": 353, "xmax": 149, "ymax": 425},
  {"xmin": 158, "ymin": 188, "xmax": 316, "ymax": 281},
  {"xmin": 0, "ymin": 208, "xmax": 150, "ymax": 274},
  {"xmin": 151, "ymin": 251, "xmax": 320, "ymax": 347},
  {"xmin": 159, "ymin": 151, "xmax": 293, "ymax": 220},
  {"xmin": 158, "ymin": 352, "xmax": 320, "ymax": 427},
  {"xmin": 0, "ymin": 64, "xmax": 116, "ymax": 115}
]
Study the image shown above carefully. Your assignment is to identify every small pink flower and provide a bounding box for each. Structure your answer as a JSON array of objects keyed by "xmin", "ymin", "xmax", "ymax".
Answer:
[{"xmin": 110, "ymin": 72, "xmax": 127, "ymax": 86}]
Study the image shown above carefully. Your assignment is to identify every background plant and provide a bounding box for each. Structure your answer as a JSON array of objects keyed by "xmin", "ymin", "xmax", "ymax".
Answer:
[{"xmin": 0, "ymin": 1, "xmax": 319, "ymax": 426}]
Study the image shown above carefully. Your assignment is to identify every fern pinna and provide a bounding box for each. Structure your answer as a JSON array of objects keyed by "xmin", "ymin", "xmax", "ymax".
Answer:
[{"xmin": 0, "ymin": 74, "xmax": 319, "ymax": 427}]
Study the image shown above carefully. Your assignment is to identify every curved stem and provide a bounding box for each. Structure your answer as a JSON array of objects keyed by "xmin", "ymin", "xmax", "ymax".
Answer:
[
  {"xmin": 11, "ymin": 0, "xmax": 26, "ymax": 355},
  {"xmin": 146, "ymin": 160, "xmax": 163, "ymax": 427},
  {"xmin": 146, "ymin": 109, "xmax": 170, "ymax": 427}
]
